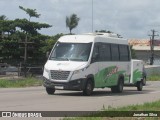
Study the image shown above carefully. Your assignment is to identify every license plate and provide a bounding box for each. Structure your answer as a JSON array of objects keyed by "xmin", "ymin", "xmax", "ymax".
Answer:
[{"xmin": 55, "ymin": 86, "xmax": 64, "ymax": 89}]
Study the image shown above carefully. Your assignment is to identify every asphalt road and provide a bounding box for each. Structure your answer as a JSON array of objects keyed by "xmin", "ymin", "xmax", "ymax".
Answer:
[{"xmin": 0, "ymin": 81, "xmax": 160, "ymax": 112}]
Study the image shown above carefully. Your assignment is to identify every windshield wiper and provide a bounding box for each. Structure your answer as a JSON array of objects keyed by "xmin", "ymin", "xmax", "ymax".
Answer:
[
  {"xmin": 61, "ymin": 58, "xmax": 70, "ymax": 61},
  {"xmin": 69, "ymin": 58, "xmax": 84, "ymax": 61},
  {"xmin": 50, "ymin": 57, "xmax": 70, "ymax": 61},
  {"xmin": 50, "ymin": 57, "xmax": 56, "ymax": 60}
]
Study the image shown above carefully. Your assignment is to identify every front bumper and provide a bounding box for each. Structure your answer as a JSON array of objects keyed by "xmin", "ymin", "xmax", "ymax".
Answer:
[{"xmin": 43, "ymin": 77, "xmax": 86, "ymax": 91}]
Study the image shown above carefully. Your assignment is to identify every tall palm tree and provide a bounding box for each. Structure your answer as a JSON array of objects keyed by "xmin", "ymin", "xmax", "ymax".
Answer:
[{"xmin": 66, "ymin": 14, "xmax": 80, "ymax": 34}]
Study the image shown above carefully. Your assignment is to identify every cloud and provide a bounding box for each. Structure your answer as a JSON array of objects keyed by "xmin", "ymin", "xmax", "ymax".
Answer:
[{"xmin": 0, "ymin": 0, "xmax": 160, "ymax": 38}]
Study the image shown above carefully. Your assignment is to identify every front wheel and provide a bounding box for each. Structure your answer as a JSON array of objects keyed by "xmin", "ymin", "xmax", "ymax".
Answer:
[
  {"xmin": 46, "ymin": 87, "xmax": 55, "ymax": 95},
  {"xmin": 83, "ymin": 80, "xmax": 94, "ymax": 96}
]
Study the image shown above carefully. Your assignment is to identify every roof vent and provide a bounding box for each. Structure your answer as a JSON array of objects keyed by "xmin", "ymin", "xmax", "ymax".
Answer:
[{"xmin": 84, "ymin": 32, "xmax": 121, "ymax": 38}]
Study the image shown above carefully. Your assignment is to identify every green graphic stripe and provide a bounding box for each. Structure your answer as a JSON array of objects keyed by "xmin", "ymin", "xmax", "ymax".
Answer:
[
  {"xmin": 94, "ymin": 66, "xmax": 127, "ymax": 88},
  {"xmin": 133, "ymin": 69, "xmax": 143, "ymax": 83}
]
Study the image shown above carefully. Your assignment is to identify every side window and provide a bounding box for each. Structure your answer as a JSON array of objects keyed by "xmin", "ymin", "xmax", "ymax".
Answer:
[
  {"xmin": 99, "ymin": 43, "xmax": 111, "ymax": 61},
  {"xmin": 111, "ymin": 44, "xmax": 119, "ymax": 61},
  {"xmin": 92, "ymin": 43, "xmax": 99, "ymax": 62},
  {"xmin": 119, "ymin": 45, "xmax": 130, "ymax": 61}
]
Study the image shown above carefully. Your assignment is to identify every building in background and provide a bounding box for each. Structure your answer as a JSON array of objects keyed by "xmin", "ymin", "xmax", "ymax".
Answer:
[{"xmin": 129, "ymin": 39, "xmax": 160, "ymax": 65}]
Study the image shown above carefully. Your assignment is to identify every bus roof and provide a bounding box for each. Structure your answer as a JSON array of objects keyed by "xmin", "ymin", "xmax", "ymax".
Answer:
[
  {"xmin": 58, "ymin": 35, "xmax": 94, "ymax": 43},
  {"xmin": 58, "ymin": 33, "xmax": 128, "ymax": 44}
]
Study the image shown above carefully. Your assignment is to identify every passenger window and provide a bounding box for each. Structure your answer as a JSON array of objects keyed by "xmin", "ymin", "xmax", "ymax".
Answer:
[
  {"xmin": 92, "ymin": 43, "xmax": 130, "ymax": 62},
  {"xmin": 111, "ymin": 44, "xmax": 119, "ymax": 61},
  {"xmin": 99, "ymin": 44, "xmax": 111, "ymax": 61},
  {"xmin": 119, "ymin": 45, "xmax": 130, "ymax": 61}
]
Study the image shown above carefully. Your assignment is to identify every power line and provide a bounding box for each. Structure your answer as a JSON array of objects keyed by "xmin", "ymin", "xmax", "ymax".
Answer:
[{"xmin": 92, "ymin": 0, "xmax": 93, "ymax": 32}]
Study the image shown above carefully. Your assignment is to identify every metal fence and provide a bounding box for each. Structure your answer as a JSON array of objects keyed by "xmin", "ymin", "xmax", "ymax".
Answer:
[
  {"xmin": 145, "ymin": 65, "xmax": 160, "ymax": 77},
  {"xmin": 0, "ymin": 63, "xmax": 43, "ymax": 77},
  {"xmin": 153, "ymin": 53, "xmax": 160, "ymax": 65}
]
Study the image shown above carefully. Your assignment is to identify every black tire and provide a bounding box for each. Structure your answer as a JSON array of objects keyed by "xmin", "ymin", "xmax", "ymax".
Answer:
[
  {"xmin": 83, "ymin": 80, "xmax": 94, "ymax": 96},
  {"xmin": 46, "ymin": 87, "xmax": 55, "ymax": 95},
  {"xmin": 111, "ymin": 79, "xmax": 124, "ymax": 93},
  {"xmin": 137, "ymin": 81, "xmax": 143, "ymax": 91},
  {"xmin": 111, "ymin": 86, "xmax": 117, "ymax": 93},
  {"xmin": 142, "ymin": 70, "xmax": 147, "ymax": 86},
  {"xmin": 142, "ymin": 76, "xmax": 146, "ymax": 86}
]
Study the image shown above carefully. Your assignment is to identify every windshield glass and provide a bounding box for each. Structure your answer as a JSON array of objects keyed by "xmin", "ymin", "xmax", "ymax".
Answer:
[{"xmin": 49, "ymin": 42, "xmax": 92, "ymax": 61}]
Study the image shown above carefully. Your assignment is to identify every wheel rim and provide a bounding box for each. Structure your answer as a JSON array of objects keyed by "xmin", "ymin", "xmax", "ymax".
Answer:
[
  {"xmin": 87, "ymin": 83, "xmax": 92, "ymax": 92},
  {"xmin": 86, "ymin": 81, "xmax": 93, "ymax": 95}
]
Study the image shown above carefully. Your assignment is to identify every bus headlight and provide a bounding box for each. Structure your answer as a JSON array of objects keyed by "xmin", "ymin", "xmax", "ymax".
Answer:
[
  {"xmin": 73, "ymin": 68, "xmax": 86, "ymax": 75},
  {"xmin": 73, "ymin": 69, "xmax": 82, "ymax": 75}
]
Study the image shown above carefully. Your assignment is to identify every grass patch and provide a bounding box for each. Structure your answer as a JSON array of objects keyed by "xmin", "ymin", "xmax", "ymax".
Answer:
[
  {"xmin": 148, "ymin": 74, "xmax": 160, "ymax": 81},
  {"xmin": 63, "ymin": 100, "xmax": 160, "ymax": 120},
  {"xmin": 0, "ymin": 77, "xmax": 43, "ymax": 88},
  {"xmin": 105, "ymin": 100, "xmax": 160, "ymax": 111}
]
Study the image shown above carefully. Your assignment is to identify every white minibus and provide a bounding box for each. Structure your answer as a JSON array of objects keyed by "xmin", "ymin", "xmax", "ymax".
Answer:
[{"xmin": 43, "ymin": 33, "xmax": 145, "ymax": 96}]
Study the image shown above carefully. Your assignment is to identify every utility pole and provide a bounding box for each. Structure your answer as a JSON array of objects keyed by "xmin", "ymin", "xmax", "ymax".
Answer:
[
  {"xmin": 92, "ymin": 0, "xmax": 93, "ymax": 32},
  {"xmin": 148, "ymin": 29, "xmax": 159, "ymax": 65},
  {"xmin": 19, "ymin": 34, "xmax": 34, "ymax": 77}
]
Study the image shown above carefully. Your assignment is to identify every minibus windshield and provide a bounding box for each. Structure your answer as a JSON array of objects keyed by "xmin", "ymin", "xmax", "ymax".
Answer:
[{"xmin": 49, "ymin": 42, "xmax": 92, "ymax": 61}]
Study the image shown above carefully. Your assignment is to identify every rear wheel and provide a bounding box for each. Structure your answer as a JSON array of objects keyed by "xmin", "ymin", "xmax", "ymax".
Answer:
[
  {"xmin": 111, "ymin": 86, "xmax": 117, "ymax": 93},
  {"xmin": 142, "ymin": 76, "xmax": 146, "ymax": 86},
  {"xmin": 142, "ymin": 70, "xmax": 147, "ymax": 86},
  {"xmin": 46, "ymin": 88, "xmax": 55, "ymax": 95},
  {"xmin": 83, "ymin": 80, "xmax": 94, "ymax": 96},
  {"xmin": 137, "ymin": 81, "xmax": 143, "ymax": 91},
  {"xmin": 111, "ymin": 78, "xmax": 124, "ymax": 93}
]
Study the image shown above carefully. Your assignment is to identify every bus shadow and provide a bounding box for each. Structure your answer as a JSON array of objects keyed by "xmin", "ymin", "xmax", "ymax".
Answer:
[
  {"xmin": 53, "ymin": 89, "xmax": 154, "ymax": 97},
  {"xmin": 93, "ymin": 89, "xmax": 153, "ymax": 97}
]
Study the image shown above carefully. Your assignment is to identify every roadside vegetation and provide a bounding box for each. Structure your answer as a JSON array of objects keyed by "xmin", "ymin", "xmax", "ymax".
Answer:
[
  {"xmin": 148, "ymin": 74, "xmax": 160, "ymax": 81},
  {"xmin": 0, "ymin": 77, "xmax": 42, "ymax": 88},
  {"xmin": 64, "ymin": 100, "xmax": 160, "ymax": 120}
]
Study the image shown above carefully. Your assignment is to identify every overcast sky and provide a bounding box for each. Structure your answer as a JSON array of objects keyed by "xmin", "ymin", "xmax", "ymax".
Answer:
[{"xmin": 1, "ymin": 0, "xmax": 160, "ymax": 39}]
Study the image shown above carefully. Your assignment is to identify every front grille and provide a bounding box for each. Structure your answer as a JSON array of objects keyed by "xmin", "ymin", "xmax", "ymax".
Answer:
[{"xmin": 50, "ymin": 70, "xmax": 70, "ymax": 80}]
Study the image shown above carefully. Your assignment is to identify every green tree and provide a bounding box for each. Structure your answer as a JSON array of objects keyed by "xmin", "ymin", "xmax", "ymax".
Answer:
[
  {"xmin": 0, "ymin": 17, "xmax": 20, "ymax": 64},
  {"xmin": 130, "ymin": 45, "xmax": 136, "ymax": 59},
  {"xmin": 66, "ymin": 14, "xmax": 80, "ymax": 34},
  {"xmin": 19, "ymin": 6, "xmax": 40, "ymax": 21},
  {"xmin": 0, "ymin": 15, "xmax": 7, "ymax": 39},
  {"xmin": 0, "ymin": 7, "xmax": 52, "ymax": 68},
  {"xmin": 14, "ymin": 18, "xmax": 51, "ymax": 35},
  {"xmin": 40, "ymin": 33, "xmax": 63, "ymax": 55},
  {"xmin": 18, "ymin": 6, "xmax": 51, "ymax": 66},
  {"xmin": 0, "ymin": 15, "xmax": 7, "ymax": 20}
]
